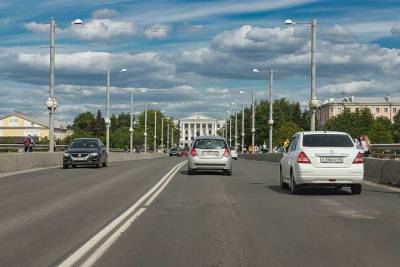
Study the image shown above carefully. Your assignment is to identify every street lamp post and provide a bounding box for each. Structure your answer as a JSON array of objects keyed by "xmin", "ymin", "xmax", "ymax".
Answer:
[
  {"xmin": 251, "ymin": 91, "xmax": 255, "ymax": 152},
  {"xmin": 129, "ymin": 89, "xmax": 134, "ymax": 153},
  {"xmin": 229, "ymin": 117, "xmax": 232, "ymax": 147},
  {"xmin": 268, "ymin": 69, "xmax": 274, "ymax": 153},
  {"xmin": 48, "ymin": 17, "xmax": 56, "ymax": 152},
  {"xmin": 171, "ymin": 126, "xmax": 174, "ymax": 147},
  {"xmin": 144, "ymin": 105, "xmax": 148, "ymax": 153},
  {"xmin": 241, "ymin": 103, "xmax": 245, "ymax": 152},
  {"xmin": 253, "ymin": 68, "xmax": 274, "ymax": 152},
  {"xmin": 285, "ymin": 18, "xmax": 318, "ymax": 131},
  {"xmin": 161, "ymin": 117, "xmax": 164, "ymax": 151},
  {"xmin": 234, "ymin": 111, "xmax": 238, "ymax": 151},
  {"xmin": 154, "ymin": 110, "xmax": 157, "ymax": 153},
  {"xmin": 167, "ymin": 120, "xmax": 170, "ymax": 150}
]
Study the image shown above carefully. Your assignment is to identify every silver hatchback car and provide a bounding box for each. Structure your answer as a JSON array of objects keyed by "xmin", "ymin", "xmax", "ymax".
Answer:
[{"xmin": 187, "ymin": 136, "xmax": 232, "ymax": 176}]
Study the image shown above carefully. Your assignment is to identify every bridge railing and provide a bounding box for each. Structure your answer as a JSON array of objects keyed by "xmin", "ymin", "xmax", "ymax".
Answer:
[
  {"xmin": 0, "ymin": 144, "xmax": 159, "ymax": 153},
  {"xmin": 369, "ymin": 144, "xmax": 400, "ymax": 159}
]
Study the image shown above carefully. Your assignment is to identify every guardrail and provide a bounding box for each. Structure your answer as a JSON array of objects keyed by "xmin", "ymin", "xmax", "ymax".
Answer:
[
  {"xmin": 0, "ymin": 144, "xmax": 150, "ymax": 153},
  {"xmin": 369, "ymin": 144, "xmax": 400, "ymax": 159}
]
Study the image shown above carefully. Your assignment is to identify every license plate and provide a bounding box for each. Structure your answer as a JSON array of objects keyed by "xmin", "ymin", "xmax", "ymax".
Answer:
[
  {"xmin": 320, "ymin": 156, "xmax": 343, "ymax": 163},
  {"xmin": 73, "ymin": 157, "xmax": 86, "ymax": 161},
  {"xmin": 203, "ymin": 151, "xmax": 218, "ymax": 156}
]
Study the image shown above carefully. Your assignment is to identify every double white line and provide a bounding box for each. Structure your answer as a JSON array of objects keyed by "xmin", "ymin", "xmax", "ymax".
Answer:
[{"xmin": 58, "ymin": 161, "xmax": 186, "ymax": 267}]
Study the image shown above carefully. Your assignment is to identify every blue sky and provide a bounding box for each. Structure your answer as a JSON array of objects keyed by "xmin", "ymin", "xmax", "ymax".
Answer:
[{"xmin": 0, "ymin": 0, "xmax": 400, "ymax": 122}]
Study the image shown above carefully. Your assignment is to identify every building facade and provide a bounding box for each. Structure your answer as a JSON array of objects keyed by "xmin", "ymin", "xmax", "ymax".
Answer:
[
  {"xmin": 0, "ymin": 111, "xmax": 71, "ymax": 141},
  {"xmin": 317, "ymin": 100, "xmax": 400, "ymax": 127},
  {"xmin": 179, "ymin": 114, "xmax": 225, "ymax": 148}
]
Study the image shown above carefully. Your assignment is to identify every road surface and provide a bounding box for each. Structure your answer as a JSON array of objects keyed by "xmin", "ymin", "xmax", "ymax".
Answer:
[{"xmin": 0, "ymin": 157, "xmax": 399, "ymax": 266}]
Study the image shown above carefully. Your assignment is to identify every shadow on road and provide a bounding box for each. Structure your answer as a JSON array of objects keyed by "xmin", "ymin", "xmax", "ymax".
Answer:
[
  {"xmin": 180, "ymin": 170, "xmax": 226, "ymax": 176},
  {"xmin": 267, "ymin": 185, "xmax": 352, "ymax": 195}
]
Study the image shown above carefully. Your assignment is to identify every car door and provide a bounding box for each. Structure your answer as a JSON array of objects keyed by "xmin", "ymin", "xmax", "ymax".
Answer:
[{"xmin": 282, "ymin": 135, "xmax": 295, "ymax": 179}]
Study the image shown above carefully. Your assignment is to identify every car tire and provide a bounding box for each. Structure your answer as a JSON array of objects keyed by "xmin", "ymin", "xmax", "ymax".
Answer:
[
  {"xmin": 351, "ymin": 184, "xmax": 362, "ymax": 195},
  {"xmin": 72, "ymin": 165, "xmax": 77, "ymax": 168},
  {"xmin": 96, "ymin": 162, "xmax": 102, "ymax": 168},
  {"xmin": 63, "ymin": 164, "xmax": 69, "ymax": 169},
  {"xmin": 290, "ymin": 171, "xmax": 300, "ymax": 194},
  {"xmin": 102, "ymin": 160, "xmax": 108, "ymax": 167},
  {"xmin": 188, "ymin": 166, "xmax": 195, "ymax": 175},
  {"xmin": 280, "ymin": 167, "xmax": 289, "ymax": 189},
  {"xmin": 224, "ymin": 168, "xmax": 232, "ymax": 176}
]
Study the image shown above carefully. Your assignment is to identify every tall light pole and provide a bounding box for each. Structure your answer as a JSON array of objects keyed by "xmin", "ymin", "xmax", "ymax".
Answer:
[
  {"xmin": 229, "ymin": 116, "xmax": 232, "ymax": 147},
  {"xmin": 144, "ymin": 105, "xmax": 148, "ymax": 153},
  {"xmin": 251, "ymin": 91, "xmax": 255, "ymax": 152},
  {"xmin": 171, "ymin": 126, "xmax": 174, "ymax": 147},
  {"xmin": 167, "ymin": 119, "xmax": 170, "ymax": 150},
  {"xmin": 385, "ymin": 95, "xmax": 392, "ymax": 122},
  {"xmin": 129, "ymin": 89, "xmax": 134, "ymax": 153},
  {"xmin": 154, "ymin": 110, "xmax": 157, "ymax": 153},
  {"xmin": 235, "ymin": 110, "xmax": 238, "ymax": 151},
  {"xmin": 105, "ymin": 68, "xmax": 127, "ymax": 152},
  {"xmin": 285, "ymin": 18, "xmax": 318, "ymax": 131},
  {"xmin": 161, "ymin": 117, "xmax": 164, "ymax": 151},
  {"xmin": 268, "ymin": 69, "xmax": 274, "ymax": 153},
  {"xmin": 253, "ymin": 68, "xmax": 274, "ymax": 153},
  {"xmin": 48, "ymin": 17, "xmax": 56, "ymax": 152},
  {"xmin": 241, "ymin": 103, "xmax": 245, "ymax": 152}
]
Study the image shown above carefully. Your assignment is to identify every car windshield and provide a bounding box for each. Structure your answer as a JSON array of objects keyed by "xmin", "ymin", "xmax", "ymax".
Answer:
[
  {"xmin": 302, "ymin": 134, "xmax": 354, "ymax": 147},
  {"xmin": 70, "ymin": 140, "xmax": 98, "ymax": 149},
  {"xmin": 194, "ymin": 139, "xmax": 227, "ymax": 149}
]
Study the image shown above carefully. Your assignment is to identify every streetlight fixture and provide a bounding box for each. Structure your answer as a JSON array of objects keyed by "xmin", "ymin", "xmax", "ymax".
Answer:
[
  {"xmin": 129, "ymin": 88, "xmax": 134, "ymax": 153},
  {"xmin": 239, "ymin": 91, "xmax": 246, "ymax": 153},
  {"xmin": 253, "ymin": 68, "xmax": 274, "ymax": 153},
  {"xmin": 105, "ymin": 68, "xmax": 127, "ymax": 152},
  {"xmin": 227, "ymin": 110, "xmax": 232, "ymax": 147},
  {"xmin": 47, "ymin": 17, "xmax": 56, "ymax": 152},
  {"xmin": 285, "ymin": 18, "xmax": 318, "ymax": 131}
]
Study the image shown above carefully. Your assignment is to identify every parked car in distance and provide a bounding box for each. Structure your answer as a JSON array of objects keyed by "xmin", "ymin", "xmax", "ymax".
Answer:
[
  {"xmin": 169, "ymin": 147, "xmax": 179, "ymax": 157},
  {"xmin": 230, "ymin": 147, "xmax": 238, "ymax": 160},
  {"xmin": 179, "ymin": 148, "xmax": 189, "ymax": 157},
  {"xmin": 63, "ymin": 138, "xmax": 108, "ymax": 169},
  {"xmin": 280, "ymin": 131, "xmax": 364, "ymax": 194},
  {"xmin": 188, "ymin": 136, "xmax": 232, "ymax": 176}
]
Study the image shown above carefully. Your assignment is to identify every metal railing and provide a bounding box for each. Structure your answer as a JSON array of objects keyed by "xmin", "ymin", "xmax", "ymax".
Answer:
[
  {"xmin": 0, "ymin": 144, "xmax": 157, "ymax": 153},
  {"xmin": 370, "ymin": 144, "xmax": 400, "ymax": 159}
]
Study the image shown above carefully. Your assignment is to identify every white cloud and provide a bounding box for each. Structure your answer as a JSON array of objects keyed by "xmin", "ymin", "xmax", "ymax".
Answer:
[
  {"xmin": 320, "ymin": 80, "xmax": 382, "ymax": 94},
  {"xmin": 391, "ymin": 23, "xmax": 400, "ymax": 35},
  {"xmin": 321, "ymin": 24, "xmax": 355, "ymax": 44},
  {"xmin": 206, "ymin": 88, "xmax": 230, "ymax": 94},
  {"xmin": 64, "ymin": 19, "xmax": 137, "ymax": 40},
  {"xmin": 144, "ymin": 24, "xmax": 170, "ymax": 39},
  {"xmin": 24, "ymin": 22, "xmax": 49, "ymax": 33},
  {"xmin": 92, "ymin": 9, "xmax": 119, "ymax": 19}
]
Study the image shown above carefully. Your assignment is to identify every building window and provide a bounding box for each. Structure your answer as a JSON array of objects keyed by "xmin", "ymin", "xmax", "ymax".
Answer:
[
  {"xmin": 209, "ymin": 130, "xmax": 212, "ymax": 135},
  {"xmin": 394, "ymin": 108, "xmax": 397, "ymax": 113},
  {"xmin": 217, "ymin": 124, "xmax": 220, "ymax": 129},
  {"xmin": 376, "ymin": 108, "xmax": 380, "ymax": 113},
  {"xmin": 185, "ymin": 130, "xmax": 188, "ymax": 135},
  {"xmin": 185, "ymin": 137, "xmax": 188, "ymax": 141},
  {"xmin": 338, "ymin": 108, "xmax": 342, "ymax": 112},
  {"xmin": 384, "ymin": 108, "xmax": 388, "ymax": 113}
]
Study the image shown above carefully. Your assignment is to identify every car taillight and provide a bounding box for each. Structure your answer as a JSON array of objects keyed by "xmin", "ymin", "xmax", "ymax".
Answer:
[
  {"xmin": 223, "ymin": 147, "xmax": 230, "ymax": 157},
  {"xmin": 297, "ymin": 151, "xmax": 311, "ymax": 164},
  {"xmin": 353, "ymin": 152, "xmax": 364, "ymax": 164},
  {"xmin": 190, "ymin": 147, "xmax": 197, "ymax": 157}
]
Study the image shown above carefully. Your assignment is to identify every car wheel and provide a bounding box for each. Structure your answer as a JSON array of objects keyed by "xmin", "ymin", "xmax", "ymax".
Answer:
[
  {"xmin": 102, "ymin": 160, "xmax": 108, "ymax": 167},
  {"xmin": 351, "ymin": 184, "xmax": 362, "ymax": 195},
  {"xmin": 72, "ymin": 165, "xmax": 77, "ymax": 168},
  {"xmin": 224, "ymin": 168, "xmax": 232, "ymax": 176},
  {"xmin": 290, "ymin": 171, "xmax": 300, "ymax": 194},
  {"xmin": 188, "ymin": 166, "xmax": 195, "ymax": 175},
  {"xmin": 96, "ymin": 162, "xmax": 102, "ymax": 168},
  {"xmin": 280, "ymin": 167, "xmax": 289, "ymax": 189},
  {"xmin": 63, "ymin": 164, "xmax": 69, "ymax": 169}
]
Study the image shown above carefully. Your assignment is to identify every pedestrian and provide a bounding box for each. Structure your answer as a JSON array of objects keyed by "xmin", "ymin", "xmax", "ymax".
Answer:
[
  {"xmin": 362, "ymin": 135, "xmax": 370, "ymax": 157},
  {"xmin": 23, "ymin": 136, "xmax": 31, "ymax": 152},
  {"xmin": 357, "ymin": 136, "xmax": 365, "ymax": 155}
]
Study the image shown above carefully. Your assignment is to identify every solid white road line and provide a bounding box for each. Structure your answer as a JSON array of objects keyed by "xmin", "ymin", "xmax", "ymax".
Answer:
[
  {"xmin": 81, "ymin": 161, "xmax": 185, "ymax": 267},
  {"xmin": 58, "ymin": 161, "xmax": 186, "ymax": 267}
]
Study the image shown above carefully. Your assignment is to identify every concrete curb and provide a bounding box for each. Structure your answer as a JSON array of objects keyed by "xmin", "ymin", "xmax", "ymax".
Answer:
[{"xmin": 0, "ymin": 152, "xmax": 167, "ymax": 176}]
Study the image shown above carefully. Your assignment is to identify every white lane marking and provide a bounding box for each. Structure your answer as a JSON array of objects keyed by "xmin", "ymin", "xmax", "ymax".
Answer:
[
  {"xmin": 58, "ymin": 161, "xmax": 185, "ymax": 267},
  {"xmin": 363, "ymin": 181, "xmax": 400, "ymax": 193},
  {"xmin": 81, "ymin": 161, "xmax": 184, "ymax": 267}
]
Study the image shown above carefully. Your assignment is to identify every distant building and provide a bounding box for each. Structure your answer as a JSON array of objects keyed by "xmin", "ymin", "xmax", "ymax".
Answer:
[
  {"xmin": 317, "ymin": 97, "xmax": 400, "ymax": 127},
  {"xmin": 179, "ymin": 114, "xmax": 225, "ymax": 148},
  {"xmin": 0, "ymin": 111, "xmax": 72, "ymax": 141}
]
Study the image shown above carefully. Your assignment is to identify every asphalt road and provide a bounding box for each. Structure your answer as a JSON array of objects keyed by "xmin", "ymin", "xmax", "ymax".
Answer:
[{"xmin": 0, "ymin": 157, "xmax": 399, "ymax": 267}]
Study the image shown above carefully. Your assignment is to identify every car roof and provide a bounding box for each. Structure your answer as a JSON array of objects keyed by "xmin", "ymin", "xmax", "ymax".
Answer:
[
  {"xmin": 300, "ymin": 131, "xmax": 350, "ymax": 136},
  {"xmin": 72, "ymin": 138, "xmax": 100, "ymax": 141},
  {"xmin": 193, "ymin": 135, "xmax": 226, "ymax": 140}
]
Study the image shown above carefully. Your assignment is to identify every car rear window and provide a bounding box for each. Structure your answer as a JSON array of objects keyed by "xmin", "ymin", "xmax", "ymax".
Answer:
[
  {"xmin": 194, "ymin": 139, "xmax": 227, "ymax": 149},
  {"xmin": 70, "ymin": 140, "xmax": 98, "ymax": 149},
  {"xmin": 302, "ymin": 134, "xmax": 354, "ymax": 147}
]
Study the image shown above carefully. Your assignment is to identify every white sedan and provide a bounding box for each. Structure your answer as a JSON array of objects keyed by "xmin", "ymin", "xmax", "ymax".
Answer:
[
  {"xmin": 280, "ymin": 131, "xmax": 364, "ymax": 194},
  {"xmin": 230, "ymin": 147, "xmax": 238, "ymax": 160}
]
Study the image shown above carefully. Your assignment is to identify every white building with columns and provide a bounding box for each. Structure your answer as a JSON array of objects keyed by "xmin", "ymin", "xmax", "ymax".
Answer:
[{"xmin": 179, "ymin": 114, "xmax": 225, "ymax": 148}]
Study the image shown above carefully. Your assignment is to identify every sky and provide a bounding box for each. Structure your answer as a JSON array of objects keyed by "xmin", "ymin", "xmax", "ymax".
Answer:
[{"xmin": 1, "ymin": 0, "xmax": 400, "ymax": 122}]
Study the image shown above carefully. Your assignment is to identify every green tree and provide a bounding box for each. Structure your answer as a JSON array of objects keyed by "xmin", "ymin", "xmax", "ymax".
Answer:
[
  {"xmin": 393, "ymin": 111, "xmax": 400, "ymax": 142},
  {"xmin": 73, "ymin": 112, "xmax": 95, "ymax": 132},
  {"xmin": 274, "ymin": 121, "xmax": 303, "ymax": 146},
  {"xmin": 369, "ymin": 117, "xmax": 393, "ymax": 143}
]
